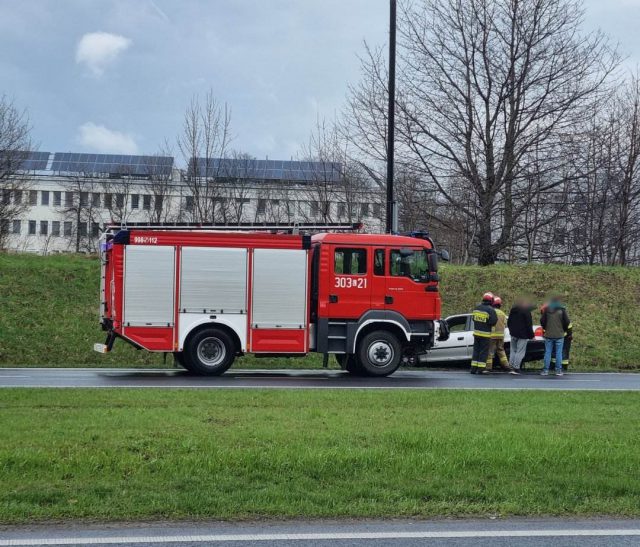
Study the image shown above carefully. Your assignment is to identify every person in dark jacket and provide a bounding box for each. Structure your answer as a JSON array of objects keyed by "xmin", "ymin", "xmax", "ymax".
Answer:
[
  {"xmin": 506, "ymin": 297, "xmax": 535, "ymax": 371},
  {"xmin": 470, "ymin": 292, "xmax": 498, "ymax": 375},
  {"xmin": 540, "ymin": 296, "xmax": 571, "ymax": 376},
  {"xmin": 542, "ymin": 303, "xmax": 574, "ymax": 370}
]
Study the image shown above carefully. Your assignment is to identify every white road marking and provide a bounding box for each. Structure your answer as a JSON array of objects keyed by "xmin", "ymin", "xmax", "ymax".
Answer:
[
  {"xmin": 0, "ymin": 384, "xmax": 637, "ymax": 391},
  {"xmin": 3, "ymin": 529, "xmax": 640, "ymax": 545}
]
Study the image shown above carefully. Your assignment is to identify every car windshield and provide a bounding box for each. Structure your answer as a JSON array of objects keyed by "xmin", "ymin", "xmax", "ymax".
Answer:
[{"xmin": 390, "ymin": 248, "xmax": 429, "ymax": 282}]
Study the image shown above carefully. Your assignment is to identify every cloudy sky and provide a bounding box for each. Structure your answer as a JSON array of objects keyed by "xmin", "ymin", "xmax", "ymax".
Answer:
[{"xmin": 1, "ymin": 0, "xmax": 639, "ymax": 164}]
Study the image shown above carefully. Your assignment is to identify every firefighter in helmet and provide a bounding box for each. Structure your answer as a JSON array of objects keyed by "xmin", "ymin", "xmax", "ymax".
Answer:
[
  {"xmin": 486, "ymin": 296, "xmax": 518, "ymax": 374},
  {"xmin": 470, "ymin": 292, "xmax": 498, "ymax": 374}
]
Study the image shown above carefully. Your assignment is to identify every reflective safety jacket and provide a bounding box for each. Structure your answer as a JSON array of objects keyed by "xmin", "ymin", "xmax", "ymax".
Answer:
[
  {"xmin": 472, "ymin": 302, "xmax": 498, "ymax": 338},
  {"xmin": 491, "ymin": 308, "xmax": 507, "ymax": 339}
]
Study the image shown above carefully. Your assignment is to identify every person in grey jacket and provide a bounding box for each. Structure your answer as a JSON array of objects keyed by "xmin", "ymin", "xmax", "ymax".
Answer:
[{"xmin": 540, "ymin": 296, "xmax": 571, "ymax": 376}]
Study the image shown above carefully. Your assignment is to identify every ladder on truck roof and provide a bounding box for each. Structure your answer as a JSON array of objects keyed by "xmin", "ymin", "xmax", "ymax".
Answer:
[{"xmin": 103, "ymin": 221, "xmax": 364, "ymax": 234}]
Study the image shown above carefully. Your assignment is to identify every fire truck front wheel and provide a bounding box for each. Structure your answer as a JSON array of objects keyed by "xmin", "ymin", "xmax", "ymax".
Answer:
[
  {"xmin": 184, "ymin": 327, "xmax": 236, "ymax": 376},
  {"xmin": 356, "ymin": 330, "xmax": 402, "ymax": 377}
]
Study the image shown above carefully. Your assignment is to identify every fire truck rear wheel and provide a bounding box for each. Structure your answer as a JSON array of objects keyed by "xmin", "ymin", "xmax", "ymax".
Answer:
[
  {"xmin": 184, "ymin": 328, "xmax": 236, "ymax": 376},
  {"xmin": 356, "ymin": 330, "xmax": 402, "ymax": 377}
]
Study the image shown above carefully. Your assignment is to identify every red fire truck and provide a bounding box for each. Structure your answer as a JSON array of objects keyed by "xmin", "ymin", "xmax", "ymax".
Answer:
[{"xmin": 95, "ymin": 223, "xmax": 449, "ymax": 377}]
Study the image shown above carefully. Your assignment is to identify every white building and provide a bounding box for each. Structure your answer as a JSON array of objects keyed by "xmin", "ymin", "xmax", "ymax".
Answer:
[{"xmin": 2, "ymin": 152, "xmax": 384, "ymax": 254}]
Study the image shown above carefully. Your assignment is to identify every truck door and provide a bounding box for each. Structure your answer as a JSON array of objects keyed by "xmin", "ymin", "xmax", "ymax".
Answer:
[
  {"xmin": 386, "ymin": 247, "xmax": 436, "ymax": 319},
  {"xmin": 370, "ymin": 248, "xmax": 387, "ymax": 311},
  {"xmin": 328, "ymin": 246, "xmax": 371, "ymax": 319}
]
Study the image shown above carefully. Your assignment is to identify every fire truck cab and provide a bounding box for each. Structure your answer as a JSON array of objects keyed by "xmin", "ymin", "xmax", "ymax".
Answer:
[{"xmin": 96, "ymin": 225, "xmax": 447, "ymax": 377}]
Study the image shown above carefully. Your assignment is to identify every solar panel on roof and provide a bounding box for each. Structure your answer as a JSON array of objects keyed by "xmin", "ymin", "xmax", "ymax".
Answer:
[
  {"xmin": 188, "ymin": 157, "xmax": 342, "ymax": 183},
  {"xmin": 20, "ymin": 151, "xmax": 50, "ymax": 171},
  {"xmin": 51, "ymin": 153, "xmax": 173, "ymax": 177},
  {"xmin": 1, "ymin": 151, "xmax": 50, "ymax": 171}
]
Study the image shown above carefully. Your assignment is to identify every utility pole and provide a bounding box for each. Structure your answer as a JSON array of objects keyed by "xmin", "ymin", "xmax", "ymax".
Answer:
[{"xmin": 385, "ymin": 0, "xmax": 397, "ymax": 233}]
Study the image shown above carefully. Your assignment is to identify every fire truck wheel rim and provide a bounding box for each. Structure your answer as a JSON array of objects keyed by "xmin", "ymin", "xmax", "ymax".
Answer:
[
  {"xmin": 367, "ymin": 340, "xmax": 394, "ymax": 367},
  {"xmin": 197, "ymin": 337, "xmax": 226, "ymax": 367}
]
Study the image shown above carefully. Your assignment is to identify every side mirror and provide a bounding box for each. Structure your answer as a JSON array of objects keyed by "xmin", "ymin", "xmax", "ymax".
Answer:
[{"xmin": 439, "ymin": 249, "xmax": 450, "ymax": 262}]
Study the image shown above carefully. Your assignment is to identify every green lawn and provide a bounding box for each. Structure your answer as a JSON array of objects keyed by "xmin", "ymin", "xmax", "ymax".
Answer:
[
  {"xmin": 1, "ymin": 388, "xmax": 639, "ymax": 523},
  {"xmin": 1, "ymin": 253, "xmax": 640, "ymax": 370}
]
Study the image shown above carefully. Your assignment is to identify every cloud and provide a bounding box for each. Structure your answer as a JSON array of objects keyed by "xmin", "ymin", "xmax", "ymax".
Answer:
[
  {"xmin": 75, "ymin": 32, "xmax": 131, "ymax": 76},
  {"xmin": 77, "ymin": 122, "xmax": 139, "ymax": 154}
]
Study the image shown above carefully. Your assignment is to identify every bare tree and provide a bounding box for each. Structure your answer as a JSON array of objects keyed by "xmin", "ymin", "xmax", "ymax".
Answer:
[
  {"xmin": 0, "ymin": 96, "xmax": 33, "ymax": 249},
  {"xmin": 57, "ymin": 175, "xmax": 104, "ymax": 253},
  {"xmin": 610, "ymin": 75, "xmax": 640, "ymax": 265},
  {"xmin": 347, "ymin": 0, "xmax": 619, "ymax": 264},
  {"xmin": 142, "ymin": 144, "xmax": 178, "ymax": 224},
  {"xmin": 300, "ymin": 117, "xmax": 381, "ymax": 228},
  {"xmin": 178, "ymin": 89, "xmax": 232, "ymax": 223}
]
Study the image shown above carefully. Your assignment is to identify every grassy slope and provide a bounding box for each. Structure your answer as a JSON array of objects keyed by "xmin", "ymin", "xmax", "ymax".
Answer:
[
  {"xmin": 439, "ymin": 264, "xmax": 640, "ymax": 370},
  {"xmin": 1, "ymin": 388, "xmax": 639, "ymax": 523},
  {"xmin": 1, "ymin": 253, "xmax": 639, "ymax": 369}
]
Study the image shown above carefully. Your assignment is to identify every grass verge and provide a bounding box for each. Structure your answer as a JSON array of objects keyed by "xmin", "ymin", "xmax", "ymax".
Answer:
[
  {"xmin": 2, "ymin": 253, "xmax": 640, "ymax": 370},
  {"xmin": 1, "ymin": 388, "xmax": 639, "ymax": 523}
]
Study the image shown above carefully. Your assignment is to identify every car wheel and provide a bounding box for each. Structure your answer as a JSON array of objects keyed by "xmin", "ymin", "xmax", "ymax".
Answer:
[
  {"xmin": 356, "ymin": 330, "xmax": 402, "ymax": 377},
  {"xmin": 183, "ymin": 327, "xmax": 236, "ymax": 376}
]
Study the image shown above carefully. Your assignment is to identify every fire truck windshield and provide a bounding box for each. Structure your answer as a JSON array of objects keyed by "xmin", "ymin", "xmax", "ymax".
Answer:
[{"xmin": 390, "ymin": 248, "xmax": 432, "ymax": 282}]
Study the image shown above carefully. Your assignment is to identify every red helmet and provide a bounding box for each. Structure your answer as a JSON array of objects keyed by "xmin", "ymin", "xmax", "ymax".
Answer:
[
  {"xmin": 493, "ymin": 296, "xmax": 502, "ymax": 307},
  {"xmin": 482, "ymin": 292, "xmax": 494, "ymax": 303}
]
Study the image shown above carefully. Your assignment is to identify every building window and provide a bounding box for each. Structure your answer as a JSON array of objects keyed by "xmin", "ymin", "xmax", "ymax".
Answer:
[
  {"xmin": 143, "ymin": 194, "xmax": 151, "ymax": 210},
  {"xmin": 104, "ymin": 193, "xmax": 112, "ymax": 209},
  {"xmin": 185, "ymin": 196, "xmax": 194, "ymax": 211},
  {"xmin": 334, "ymin": 248, "xmax": 367, "ymax": 275},
  {"xmin": 373, "ymin": 203, "xmax": 382, "ymax": 218},
  {"xmin": 337, "ymin": 203, "xmax": 347, "ymax": 218},
  {"xmin": 64, "ymin": 221, "xmax": 72, "ymax": 236},
  {"xmin": 52, "ymin": 221, "xmax": 60, "ymax": 236},
  {"xmin": 257, "ymin": 199, "xmax": 267, "ymax": 214},
  {"xmin": 28, "ymin": 220, "xmax": 36, "ymax": 235},
  {"xmin": 40, "ymin": 220, "xmax": 48, "ymax": 236},
  {"xmin": 91, "ymin": 222, "xmax": 100, "ymax": 237},
  {"xmin": 2, "ymin": 189, "xmax": 10, "ymax": 205},
  {"xmin": 360, "ymin": 203, "xmax": 370, "ymax": 218},
  {"xmin": 310, "ymin": 201, "xmax": 320, "ymax": 217},
  {"xmin": 65, "ymin": 191, "xmax": 74, "ymax": 207},
  {"xmin": 53, "ymin": 191, "xmax": 61, "ymax": 206},
  {"xmin": 41, "ymin": 191, "xmax": 50, "ymax": 206},
  {"xmin": 14, "ymin": 190, "xmax": 22, "ymax": 205},
  {"xmin": 29, "ymin": 190, "xmax": 38, "ymax": 205},
  {"xmin": 78, "ymin": 222, "xmax": 87, "ymax": 236},
  {"xmin": 155, "ymin": 195, "xmax": 163, "ymax": 211},
  {"xmin": 80, "ymin": 192, "xmax": 88, "ymax": 207},
  {"xmin": 131, "ymin": 194, "xmax": 139, "ymax": 209},
  {"xmin": 92, "ymin": 193, "xmax": 100, "ymax": 207},
  {"xmin": 115, "ymin": 194, "xmax": 124, "ymax": 208},
  {"xmin": 12, "ymin": 220, "xmax": 21, "ymax": 234}
]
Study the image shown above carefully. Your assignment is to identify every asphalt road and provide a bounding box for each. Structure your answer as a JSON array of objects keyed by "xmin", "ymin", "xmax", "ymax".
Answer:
[
  {"xmin": 0, "ymin": 367, "xmax": 639, "ymax": 390},
  {"xmin": 2, "ymin": 519, "xmax": 640, "ymax": 546}
]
